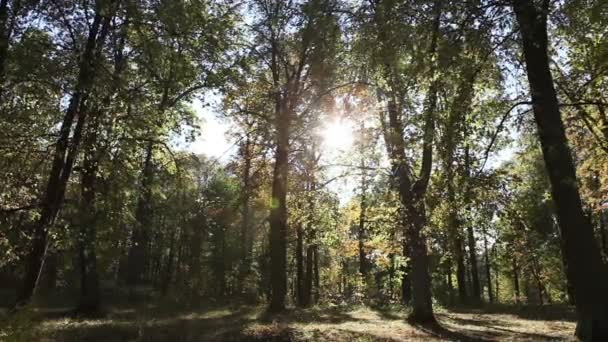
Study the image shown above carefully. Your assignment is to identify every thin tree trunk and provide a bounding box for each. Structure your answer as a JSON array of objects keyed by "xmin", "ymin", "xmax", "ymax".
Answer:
[
  {"xmin": 513, "ymin": 1, "xmax": 608, "ymax": 338},
  {"xmin": 512, "ymin": 253, "xmax": 520, "ymax": 304},
  {"xmin": 304, "ymin": 240, "xmax": 314, "ymax": 307},
  {"xmin": 0, "ymin": 0, "xmax": 17, "ymax": 89},
  {"xmin": 464, "ymin": 148, "xmax": 480, "ymax": 303},
  {"xmin": 238, "ymin": 132, "xmax": 253, "ymax": 292},
  {"xmin": 358, "ymin": 158, "xmax": 368, "ymax": 277},
  {"xmin": 483, "ymin": 227, "xmax": 493, "ymax": 303},
  {"xmin": 466, "ymin": 223, "xmax": 480, "ymax": 303},
  {"xmin": 295, "ymin": 221, "xmax": 304, "ymax": 306}
]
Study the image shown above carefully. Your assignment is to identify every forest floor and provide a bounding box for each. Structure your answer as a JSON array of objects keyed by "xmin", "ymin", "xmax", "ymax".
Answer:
[{"xmin": 0, "ymin": 301, "xmax": 577, "ymax": 341}]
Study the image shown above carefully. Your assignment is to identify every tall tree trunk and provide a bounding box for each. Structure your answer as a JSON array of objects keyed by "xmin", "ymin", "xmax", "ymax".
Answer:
[
  {"xmin": 268, "ymin": 98, "xmax": 290, "ymax": 312},
  {"xmin": 464, "ymin": 148, "xmax": 480, "ymax": 303},
  {"xmin": 465, "ymin": 223, "xmax": 480, "ymax": 303},
  {"xmin": 483, "ymin": 227, "xmax": 493, "ymax": 303},
  {"xmin": 447, "ymin": 259, "xmax": 454, "ymax": 305},
  {"xmin": 313, "ymin": 244, "xmax": 319, "ymax": 302},
  {"xmin": 15, "ymin": 4, "xmax": 113, "ymax": 307},
  {"xmin": 295, "ymin": 222, "xmax": 304, "ymax": 306},
  {"xmin": 77, "ymin": 13, "xmax": 127, "ymax": 312},
  {"xmin": 0, "ymin": 0, "xmax": 18, "ymax": 90},
  {"xmin": 493, "ymin": 245, "xmax": 500, "ymax": 303},
  {"xmin": 387, "ymin": 1, "xmax": 440, "ymax": 322},
  {"xmin": 513, "ymin": 1, "xmax": 608, "ymax": 338},
  {"xmin": 452, "ymin": 215, "xmax": 467, "ymax": 303},
  {"xmin": 160, "ymin": 228, "xmax": 177, "ymax": 296},
  {"xmin": 304, "ymin": 239, "xmax": 314, "ymax": 307},
  {"xmin": 385, "ymin": 83, "xmax": 437, "ymax": 322},
  {"xmin": 401, "ymin": 238, "xmax": 412, "ymax": 305},
  {"xmin": 358, "ymin": 158, "xmax": 368, "ymax": 277},
  {"xmin": 238, "ymin": 132, "xmax": 253, "ymax": 292},
  {"xmin": 600, "ymin": 211, "xmax": 607, "ymax": 259},
  {"xmin": 77, "ymin": 143, "xmax": 100, "ymax": 313},
  {"xmin": 126, "ymin": 141, "xmax": 154, "ymax": 287},
  {"xmin": 512, "ymin": 253, "xmax": 520, "ymax": 304}
]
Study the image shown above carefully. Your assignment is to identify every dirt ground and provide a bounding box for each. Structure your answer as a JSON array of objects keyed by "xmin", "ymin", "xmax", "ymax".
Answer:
[{"xmin": 1, "ymin": 303, "xmax": 577, "ymax": 341}]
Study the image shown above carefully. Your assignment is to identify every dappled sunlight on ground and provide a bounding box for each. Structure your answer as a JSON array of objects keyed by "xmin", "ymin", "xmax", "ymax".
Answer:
[{"xmin": 2, "ymin": 303, "xmax": 577, "ymax": 341}]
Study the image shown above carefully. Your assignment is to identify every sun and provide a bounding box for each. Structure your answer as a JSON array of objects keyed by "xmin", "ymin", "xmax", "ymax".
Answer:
[{"xmin": 321, "ymin": 119, "xmax": 354, "ymax": 151}]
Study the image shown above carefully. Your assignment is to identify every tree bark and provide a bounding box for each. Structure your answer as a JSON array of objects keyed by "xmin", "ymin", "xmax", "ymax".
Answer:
[{"xmin": 513, "ymin": 0, "xmax": 608, "ymax": 338}]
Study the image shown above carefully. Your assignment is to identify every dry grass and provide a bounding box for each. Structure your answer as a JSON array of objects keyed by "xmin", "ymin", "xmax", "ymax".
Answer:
[{"xmin": 0, "ymin": 302, "xmax": 577, "ymax": 341}]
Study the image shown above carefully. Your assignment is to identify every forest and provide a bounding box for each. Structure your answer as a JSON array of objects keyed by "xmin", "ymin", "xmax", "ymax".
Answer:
[{"xmin": 1, "ymin": 0, "xmax": 607, "ymax": 341}]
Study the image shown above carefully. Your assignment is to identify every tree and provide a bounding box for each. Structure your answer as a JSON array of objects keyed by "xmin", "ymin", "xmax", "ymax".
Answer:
[{"xmin": 512, "ymin": 0, "xmax": 608, "ymax": 338}]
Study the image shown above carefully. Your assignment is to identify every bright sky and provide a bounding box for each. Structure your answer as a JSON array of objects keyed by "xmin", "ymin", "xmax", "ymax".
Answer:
[
  {"xmin": 180, "ymin": 99, "xmax": 516, "ymax": 205},
  {"xmin": 179, "ymin": 97, "xmax": 235, "ymax": 162}
]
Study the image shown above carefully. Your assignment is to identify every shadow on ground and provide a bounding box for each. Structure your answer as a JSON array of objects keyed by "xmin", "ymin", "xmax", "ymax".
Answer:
[{"xmin": 1, "ymin": 302, "xmax": 577, "ymax": 341}]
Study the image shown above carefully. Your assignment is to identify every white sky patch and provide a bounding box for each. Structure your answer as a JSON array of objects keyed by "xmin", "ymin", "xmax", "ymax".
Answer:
[
  {"xmin": 320, "ymin": 118, "xmax": 355, "ymax": 152},
  {"xmin": 173, "ymin": 95, "xmax": 236, "ymax": 163}
]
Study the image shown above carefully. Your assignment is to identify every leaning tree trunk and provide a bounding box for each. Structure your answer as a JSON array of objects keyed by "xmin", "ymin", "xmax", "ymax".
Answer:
[
  {"xmin": 15, "ymin": 5, "xmax": 113, "ymax": 307},
  {"xmin": 513, "ymin": 0, "xmax": 608, "ymax": 338}
]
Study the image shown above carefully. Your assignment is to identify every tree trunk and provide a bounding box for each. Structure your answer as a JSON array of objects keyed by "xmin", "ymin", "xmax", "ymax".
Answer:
[
  {"xmin": 453, "ymin": 219, "xmax": 467, "ymax": 303},
  {"xmin": 126, "ymin": 141, "xmax": 154, "ymax": 286},
  {"xmin": 466, "ymin": 223, "xmax": 480, "ymax": 303},
  {"xmin": 238, "ymin": 131, "xmax": 253, "ymax": 291},
  {"xmin": 0, "ymin": 0, "xmax": 16, "ymax": 89},
  {"xmin": 295, "ymin": 222, "xmax": 304, "ymax": 306},
  {"xmin": 446, "ymin": 259, "xmax": 454, "ymax": 305},
  {"xmin": 304, "ymin": 240, "xmax": 314, "ymax": 307},
  {"xmin": 401, "ymin": 236, "xmax": 412, "ymax": 305},
  {"xmin": 160, "ymin": 229, "xmax": 176, "ymax": 297},
  {"xmin": 513, "ymin": 0, "xmax": 608, "ymax": 338},
  {"xmin": 77, "ymin": 145, "xmax": 100, "ymax": 314},
  {"xmin": 358, "ymin": 160, "xmax": 368, "ymax": 277},
  {"xmin": 483, "ymin": 228, "xmax": 493, "ymax": 303},
  {"xmin": 600, "ymin": 211, "xmax": 607, "ymax": 259},
  {"xmin": 15, "ymin": 5, "xmax": 112, "ymax": 307},
  {"xmin": 493, "ymin": 245, "xmax": 500, "ymax": 303},
  {"xmin": 512, "ymin": 253, "xmax": 520, "ymax": 304}
]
